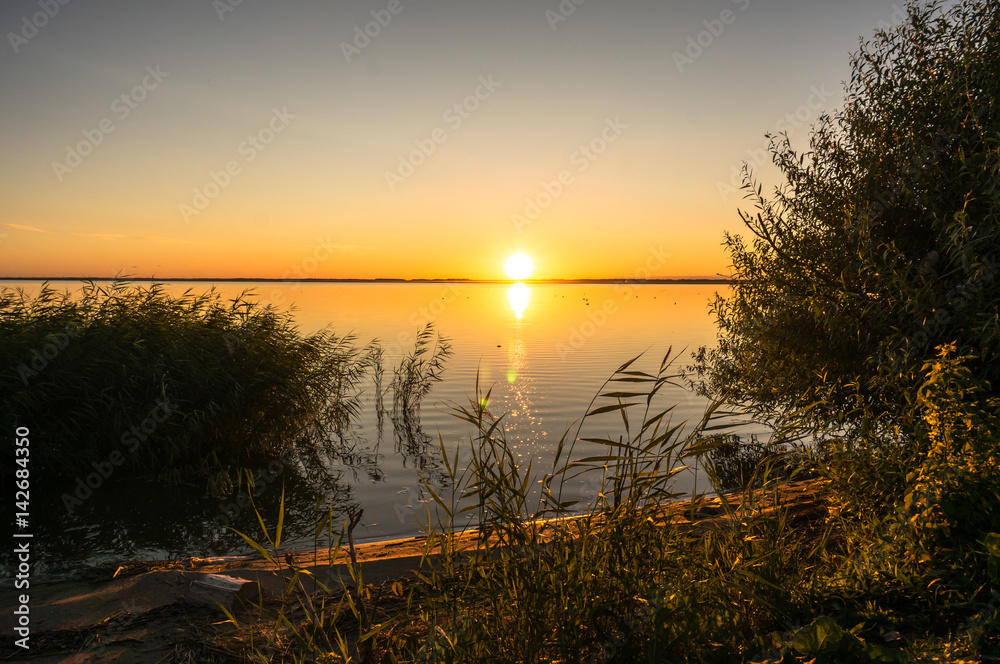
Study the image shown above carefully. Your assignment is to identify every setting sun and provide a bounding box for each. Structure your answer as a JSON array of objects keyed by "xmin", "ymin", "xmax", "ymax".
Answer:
[{"xmin": 503, "ymin": 253, "xmax": 536, "ymax": 280}]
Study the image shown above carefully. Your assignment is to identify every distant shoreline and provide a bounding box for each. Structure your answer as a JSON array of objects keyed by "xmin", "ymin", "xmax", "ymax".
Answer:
[{"xmin": 0, "ymin": 277, "xmax": 732, "ymax": 285}]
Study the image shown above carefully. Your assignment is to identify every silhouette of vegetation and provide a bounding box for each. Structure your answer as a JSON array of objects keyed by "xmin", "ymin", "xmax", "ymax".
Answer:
[
  {"xmin": 9, "ymin": 2, "xmax": 1000, "ymax": 661},
  {"xmin": 0, "ymin": 280, "xmax": 373, "ymax": 482}
]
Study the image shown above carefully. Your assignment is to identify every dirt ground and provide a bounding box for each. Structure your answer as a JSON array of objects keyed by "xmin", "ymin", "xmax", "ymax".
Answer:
[{"xmin": 0, "ymin": 532, "xmax": 443, "ymax": 663}]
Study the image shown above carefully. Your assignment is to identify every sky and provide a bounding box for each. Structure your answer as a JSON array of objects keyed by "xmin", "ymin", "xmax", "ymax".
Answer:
[{"xmin": 0, "ymin": 0, "xmax": 913, "ymax": 280}]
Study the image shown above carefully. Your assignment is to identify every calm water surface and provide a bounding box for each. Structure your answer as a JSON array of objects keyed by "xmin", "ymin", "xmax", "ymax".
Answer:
[{"xmin": 9, "ymin": 281, "xmax": 743, "ymax": 574}]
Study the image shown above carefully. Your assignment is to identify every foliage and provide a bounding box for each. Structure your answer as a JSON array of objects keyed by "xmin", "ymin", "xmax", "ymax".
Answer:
[
  {"xmin": 692, "ymin": 0, "xmax": 1000, "ymax": 428},
  {"xmin": 793, "ymin": 346, "xmax": 1000, "ymax": 664},
  {"xmin": 902, "ymin": 343, "xmax": 1000, "ymax": 560},
  {"xmin": 702, "ymin": 432, "xmax": 789, "ymax": 493},
  {"xmin": 809, "ymin": 423, "xmax": 919, "ymax": 526},
  {"xmin": 765, "ymin": 616, "xmax": 903, "ymax": 664},
  {"xmin": 0, "ymin": 280, "xmax": 373, "ymax": 481}
]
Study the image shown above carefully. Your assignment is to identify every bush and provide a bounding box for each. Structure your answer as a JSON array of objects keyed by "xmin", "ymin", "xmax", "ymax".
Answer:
[
  {"xmin": 692, "ymin": 0, "xmax": 1000, "ymax": 430},
  {"xmin": 0, "ymin": 280, "xmax": 372, "ymax": 481},
  {"xmin": 903, "ymin": 343, "xmax": 1000, "ymax": 557}
]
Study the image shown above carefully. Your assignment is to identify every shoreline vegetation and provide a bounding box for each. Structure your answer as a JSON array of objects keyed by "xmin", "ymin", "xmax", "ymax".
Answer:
[
  {"xmin": 0, "ymin": 280, "xmax": 379, "ymax": 484},
  {"xmin": 2, "ymin": 274, "xmax": 996, "ymax": 662},
  {"xmin": 0, "ymin": 279, "xmax": 458, "ymax": 490},
  {"xmin": 4, "ymin": 0, "xmax": 1000, "ymax": 662},
  {"xmin": 1, "ymin": 480, "xmax": 832, "ymax": 663}
]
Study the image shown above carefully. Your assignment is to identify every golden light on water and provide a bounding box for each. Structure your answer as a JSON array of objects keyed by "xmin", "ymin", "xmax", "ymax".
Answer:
[
  {"xmin": 503, "ymin": 253, "xmax": 536, "ymax": 280},
  {"xmin": 507, "ymin": 282, "xmax": 532, "ymax": 320}
]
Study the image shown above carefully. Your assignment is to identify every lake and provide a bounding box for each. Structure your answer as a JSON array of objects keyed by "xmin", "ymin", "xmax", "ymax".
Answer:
[{"xmin": 8, "ymin": 280, "xmax": 742, "ymax": 576}]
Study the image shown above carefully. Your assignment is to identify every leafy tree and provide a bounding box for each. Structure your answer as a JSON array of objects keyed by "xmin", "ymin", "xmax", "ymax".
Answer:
[{"xmin": 693, "ymin": 0, "xmax": 1000, "ymax": 430}]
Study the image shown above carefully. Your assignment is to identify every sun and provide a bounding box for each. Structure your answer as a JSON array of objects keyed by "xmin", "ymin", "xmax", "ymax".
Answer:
[{"xmin": 503, "ymin": 252, "xmax": 535, "ymax": 280}]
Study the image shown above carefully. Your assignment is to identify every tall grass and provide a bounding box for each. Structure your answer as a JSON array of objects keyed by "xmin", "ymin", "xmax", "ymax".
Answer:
[
  {"xmin": 216, "ymin": 352, "xmax": 816, "ymax": 661},
  {"xmin": 215, "ymin": 347, "xmax": 1000, "ymax": 662},
  {"xmin": 0, "ymin": 280, "xmax": 373, "ymax": 481},
  {"xmin": 370, "ymin": 351, "xmax": 827, "ymax": 662}
]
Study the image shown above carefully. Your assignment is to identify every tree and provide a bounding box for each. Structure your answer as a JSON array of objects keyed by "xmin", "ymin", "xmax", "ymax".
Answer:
[{"xmin": 693, "ymin": 0, "xmax": 1000, "ymax": 430}]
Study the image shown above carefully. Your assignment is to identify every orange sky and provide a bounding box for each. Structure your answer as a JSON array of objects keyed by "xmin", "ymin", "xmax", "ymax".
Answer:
[{"xmin": 0, "ymin": 1, "xmax": 910, "ymax": 280}]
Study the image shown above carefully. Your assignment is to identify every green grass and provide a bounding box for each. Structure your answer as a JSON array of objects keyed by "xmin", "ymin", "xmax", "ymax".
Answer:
[
  {"xmin": 8, "ymin": 281, "xmax": 999, "ymax": 662},
  {"xmin": 212, "ymin": 348, "xmax": 1000, "ymax": 663},
  {"xmin": 370, "ymin": 352, "xmax": 823, "ymax": 663}
]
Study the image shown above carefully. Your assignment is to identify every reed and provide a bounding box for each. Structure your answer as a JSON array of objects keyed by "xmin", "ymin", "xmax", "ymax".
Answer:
[
  {"xmin": 370, "ymin": 351, "xmax": 825, "ymax": 662},
  {"xmin": 218, "ymin": 348, "xmax": 1000, "ymax": 662},
  {"xmin": 0, "ymin": 280, "xmax": 373, "ymax": 482},
  {"xmin": 13, "ymin": 280, "xmax": 994, "ymax": 660},
  {"xmin": 390, "ymin": 323, "xmax": 452, "ymax": 447}
]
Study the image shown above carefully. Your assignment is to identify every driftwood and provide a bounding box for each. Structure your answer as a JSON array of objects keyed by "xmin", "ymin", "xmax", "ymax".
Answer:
[{"xmin": 186, "ymin": 573, "xmax": 259, "ymax": 612}]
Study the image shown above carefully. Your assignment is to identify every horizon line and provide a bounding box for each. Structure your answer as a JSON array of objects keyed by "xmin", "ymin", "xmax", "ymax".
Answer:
[{"xmin": 0, "ymin": 276, "xmax": 732, "ymax": 285}]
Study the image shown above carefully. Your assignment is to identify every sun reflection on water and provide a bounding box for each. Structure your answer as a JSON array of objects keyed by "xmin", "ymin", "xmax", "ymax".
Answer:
[{"xmin": 506, "ymin": 282, "xmax": 532, "ymax": 320}]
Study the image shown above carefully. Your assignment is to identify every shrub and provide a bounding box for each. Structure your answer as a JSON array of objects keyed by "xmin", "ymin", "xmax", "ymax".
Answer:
[
  {"xmin": 903, "ymin": 343, "xmax": 1000, "ymax": 557},
  {"xmin": 692, "ymin": 0, "xmax": 1000, "ymax": 430},
  {"xmin": 0, "ymin": 280, "xmax": 372, "ymax": 481}
]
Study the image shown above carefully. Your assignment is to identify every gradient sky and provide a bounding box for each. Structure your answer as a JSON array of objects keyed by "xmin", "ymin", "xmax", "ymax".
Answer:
[{"xmin": 0, "ymin": 0, "xmax": 913, "ymax": 280}]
